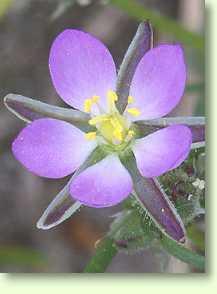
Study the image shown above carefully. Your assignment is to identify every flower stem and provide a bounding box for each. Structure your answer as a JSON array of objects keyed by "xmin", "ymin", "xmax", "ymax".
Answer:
[
  {"xmin": 161, "ymin": 235, "xmax": 205, "ymax": 270},
  {"xmin": 84, "ymin": 237, "xmax": 117, "ymax": 273}
]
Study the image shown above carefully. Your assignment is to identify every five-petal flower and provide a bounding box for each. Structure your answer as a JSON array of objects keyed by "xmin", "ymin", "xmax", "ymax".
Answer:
[{"xmin": 12, "ymin": 29, "xmax": 192, "ymax": 208}]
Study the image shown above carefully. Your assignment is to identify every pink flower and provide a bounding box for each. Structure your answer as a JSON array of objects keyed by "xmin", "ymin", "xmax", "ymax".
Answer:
[{"xmin": 12, "ymin": 29, "xmax": 192, "ymax": 210}]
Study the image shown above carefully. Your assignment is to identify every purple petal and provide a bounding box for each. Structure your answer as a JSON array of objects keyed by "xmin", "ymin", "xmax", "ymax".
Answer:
[
  {"xmin": 12, "ymin": 118, "xmax": 96, "ymax": 178},
  {"xmin": 70, "ymin": 155, "xmax": 133, "ymax": 207},
  {"xmin": 49, "ymin": 29, "xmax": 116, "ymax": 111},
  {"xmin": 132, "ymin": 125, "xmax": 192, "ymax": 178},
  {"xmin": 128, "ymin": 45, "xmax": 186, "ymax": 120}
]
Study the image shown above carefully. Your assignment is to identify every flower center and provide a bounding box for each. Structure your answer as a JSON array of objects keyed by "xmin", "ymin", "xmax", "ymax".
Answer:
[{"xmin": 83, "ymin": 90, "xmax": 141, "ymax": 147}]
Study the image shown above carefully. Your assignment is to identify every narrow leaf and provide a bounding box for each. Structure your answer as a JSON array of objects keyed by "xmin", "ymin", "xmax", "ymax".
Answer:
[{"xmin": 116, "ymin": 21, "xmax": 153, "ymax": 113}]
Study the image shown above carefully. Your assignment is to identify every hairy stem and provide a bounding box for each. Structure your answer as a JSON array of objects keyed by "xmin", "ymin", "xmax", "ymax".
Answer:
[
  {"xmin": 84, "ymin": 237, "xmax": 118, "ymax": 273},
  {"xmin": 161, "ymin": 235, "xmax": 205, "ymax": 270}
]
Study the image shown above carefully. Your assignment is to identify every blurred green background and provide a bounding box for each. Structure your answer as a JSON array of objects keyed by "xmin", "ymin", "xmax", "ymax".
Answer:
[{"xmin": 0, "ymin": 0, "xmax": 204, "ymax": 273}]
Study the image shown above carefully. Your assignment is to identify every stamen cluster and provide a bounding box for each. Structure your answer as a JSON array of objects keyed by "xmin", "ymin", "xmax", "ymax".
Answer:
[{"xmin": 84, "ymin": 90, "xmax": 140, "ymax": 147}]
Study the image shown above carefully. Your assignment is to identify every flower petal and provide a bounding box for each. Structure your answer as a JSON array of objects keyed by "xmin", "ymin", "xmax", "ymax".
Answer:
[
  {"xmin": 49, "ymin": 29, "xmax": 117, "ymax": 111},
  {"xmin": 70, "ymin": 155, "xmax": 133, "ymax": 207},
  {"xmin": 128, "ymin": 45, "xmax": 186, "ymax": 120},
  {"xmin": 132, "ymin": 125, "xmax": 192, "ymax": 178},
  {"xmin": 12, "ymin": 118, "xmax": 97, "ymax": 178}
]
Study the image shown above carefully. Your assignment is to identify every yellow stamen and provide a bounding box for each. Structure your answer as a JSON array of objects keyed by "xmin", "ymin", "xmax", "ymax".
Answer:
[
  {"xmin": 107, "ymin": 90, "xmax": 118, "ymax": 111},
  {"xmin": 85, "ymin": 132, "xmax": 97, "ymax": 140},
  {"xmin": 127, "ymin": 107, "xmax": 141, "ymax": 117},
  {"xmin": 127, "ymin": 96, "xmax": 134, "ymax": 104},
  {"xmin": 84, "ymin": 99, "xmax": 92, "ymax": 113},
  {"xmin": 84, "ymin": 90, "xmax": 137, "ymax": 145},
  {"xmin": 84, "ymin": 96, "xmax": 100, "ymax": 113},
  {"xmin": 89, "ymin": 115, "xmax": 109, "ymax": 126},
  {"xmin": 107, "ymin": 90, "xmax": 118, "ymax": 102}
]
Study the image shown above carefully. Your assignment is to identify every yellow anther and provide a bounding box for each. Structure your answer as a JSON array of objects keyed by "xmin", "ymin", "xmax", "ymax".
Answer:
[
  {"xmin": 127, "ymin": 107, "xmax": 141, "ymax": 117},
  {"xmin": 107, "ymin": 90, "xmax": 118, "ymax": 102},
  {"xmin": 128, "ymin": 96, "xmax": 134, "ymax": 104},
  {"xmin": 85, "ymin": 132, "xmax": 97, "ymax": 140},
  {"xmin": 92, "ymin": 95, "xmax": 100, "ymax": 103},
  {"xmin": 84, "ymin": 96, "xmax": 100, "ymax": 113},
  {"xmin": 107, "ymin": 90, "xmax": 118, "ymax": 111},
  {"xmin": 89, "ymin": 115, "xmax": 108, "ymax": 126},
  {"xmin": 84, "ymin": 99, "xmax": 92, "ymax": 113}
]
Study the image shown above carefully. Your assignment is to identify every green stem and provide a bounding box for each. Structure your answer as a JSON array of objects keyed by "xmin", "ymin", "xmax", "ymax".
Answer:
[
  {"xmin": 84, "ymin": 237, "xmax": 118, "ymax": 273},
  {"xmin": 161, "ymin": 235, "xmax": 205, "ymax": 270},
  {"xmin": 110, "ymin": 0, "xmax": 204, "ymax": 52}
]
